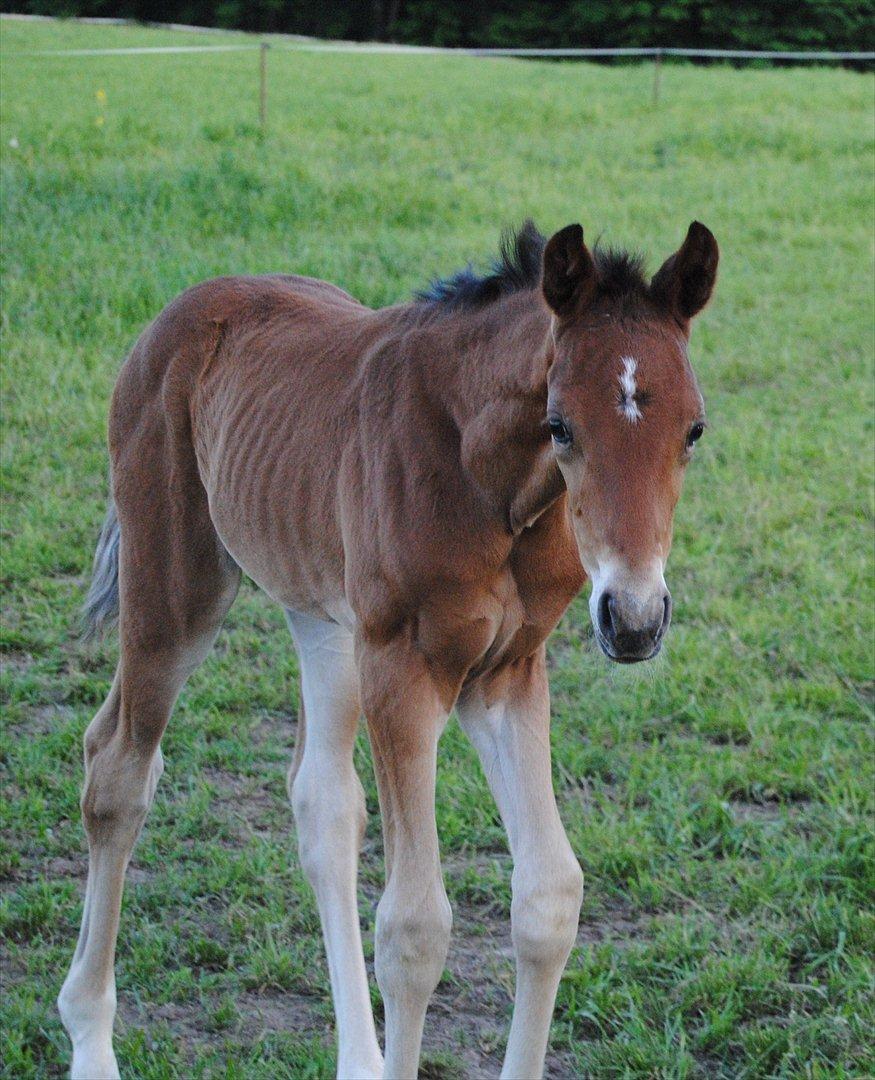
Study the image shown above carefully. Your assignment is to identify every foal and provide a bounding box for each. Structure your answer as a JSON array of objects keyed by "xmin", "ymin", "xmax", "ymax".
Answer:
[{"xmin": 59, "ymin": 219, "xmax": 717, "ymax": 1079}]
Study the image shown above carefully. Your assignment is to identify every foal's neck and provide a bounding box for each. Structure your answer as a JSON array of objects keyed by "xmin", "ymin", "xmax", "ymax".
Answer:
[{"xmin": 422, "ymin": 291, "xmax": 564, "ymax": 534}]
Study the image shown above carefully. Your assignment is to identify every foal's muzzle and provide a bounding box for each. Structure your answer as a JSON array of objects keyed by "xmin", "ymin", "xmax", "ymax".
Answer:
[{"xmin": 595, "ymin": 589, "xmax": 672, "ymax": 663}]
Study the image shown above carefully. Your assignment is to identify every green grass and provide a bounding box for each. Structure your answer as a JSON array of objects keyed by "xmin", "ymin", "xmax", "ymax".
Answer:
[{"xmin": 1, "ymin": 16, "xmax": 873, "ymax": 1079}]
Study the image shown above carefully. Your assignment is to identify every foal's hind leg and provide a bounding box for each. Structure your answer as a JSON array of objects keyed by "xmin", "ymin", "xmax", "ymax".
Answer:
[
  {"xmin": 58, "ymin": 501, "xmax": 239, "ymax": 1079},
  {"xmin": 285, "ymin": 610, "xmax": 383, "ymax": 1080}
]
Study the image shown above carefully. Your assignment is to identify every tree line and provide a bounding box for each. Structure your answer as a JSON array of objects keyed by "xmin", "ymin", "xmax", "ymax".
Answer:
[{"xmin": 5, "ymin": 0, "xmax": 873, "ymax": 53}]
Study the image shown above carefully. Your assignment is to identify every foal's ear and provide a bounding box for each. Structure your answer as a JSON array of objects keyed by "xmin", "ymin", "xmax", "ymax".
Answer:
[
  {"xmin": 651, "ymin": 221, "xmax": 719, "ymax": 322},
  {"xmin": 542, "ymin": 223, "xmax": 598, "ymax": 320}
]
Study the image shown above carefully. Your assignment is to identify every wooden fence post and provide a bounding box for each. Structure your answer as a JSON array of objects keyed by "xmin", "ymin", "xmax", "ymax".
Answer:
[
  {"xmin": 652, "ymin": 47, "xmax": 663, "ymax": 105},
  {"xmin": 260, "ymin": 41, "xmax": 269, "ymax": 130}
]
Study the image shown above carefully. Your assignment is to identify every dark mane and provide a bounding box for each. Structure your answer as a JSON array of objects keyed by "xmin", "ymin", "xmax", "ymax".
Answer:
[
  {"xmin": 414, "ymin": 221, "xmax": 650, "ymax": 314},
  {"xmin": 415, "ymin": 220, "xmax": 546, "ymax": 310}
]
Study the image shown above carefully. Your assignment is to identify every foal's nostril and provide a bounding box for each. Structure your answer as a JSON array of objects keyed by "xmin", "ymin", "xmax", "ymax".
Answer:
[
  {"xmin": 598, "ymin": 592, "xmax": 616, "ymax": 641},
  {"xmin": 658, "ymin": 593, "xmax": 672, "ymax": 638}
]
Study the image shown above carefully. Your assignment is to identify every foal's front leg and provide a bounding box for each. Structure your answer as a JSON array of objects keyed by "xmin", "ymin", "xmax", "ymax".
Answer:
[
  {"xmin": 359, "ymin": 640, "xmax": 452, "ymax": 1080},
  {"xmin": 458, "ymin": 646, "xmax": 584, "ymax": 1080}
]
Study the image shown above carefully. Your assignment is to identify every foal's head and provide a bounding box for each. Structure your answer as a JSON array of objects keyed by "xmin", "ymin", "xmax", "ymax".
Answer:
[{"xmin": 542, "ymin": 221, "xmax": 718, "ymax": 663}]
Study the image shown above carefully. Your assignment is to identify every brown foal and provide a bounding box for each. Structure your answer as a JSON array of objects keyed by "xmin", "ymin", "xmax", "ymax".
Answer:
[{"xmin": 59, "ymin": 219, "xmax": 718, "ymax": 1079}]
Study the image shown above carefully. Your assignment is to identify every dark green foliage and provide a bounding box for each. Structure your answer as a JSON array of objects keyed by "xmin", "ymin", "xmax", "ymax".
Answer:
[{"xmin": 3, "ymin": 0, "xmax": 873, "ymax": 53}]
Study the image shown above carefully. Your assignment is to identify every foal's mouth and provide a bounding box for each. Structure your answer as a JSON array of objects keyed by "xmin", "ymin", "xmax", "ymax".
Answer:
[{"xmin": 595, "ymin": 629, "xmax": 663, "ymax": 665}]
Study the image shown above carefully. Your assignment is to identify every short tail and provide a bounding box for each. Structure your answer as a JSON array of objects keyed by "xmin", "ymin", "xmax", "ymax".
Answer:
[{"xmin": 82, "ymin": 500, "xmax": 120, "ymax": 639}]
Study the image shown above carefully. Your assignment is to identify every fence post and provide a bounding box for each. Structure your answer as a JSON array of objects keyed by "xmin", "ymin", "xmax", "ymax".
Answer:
[
  {"xmin": 652, "ymin": 47, "xmax": 662, "ymax": 105},
  {"xmin": 259, "ymin": 41, "xmax": 269, "ymax": 130}
]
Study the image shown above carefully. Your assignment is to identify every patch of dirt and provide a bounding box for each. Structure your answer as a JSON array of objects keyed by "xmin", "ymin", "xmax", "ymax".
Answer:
[
  {"xmin": 8, "ymin": 702, "xmax": 78, "ymax": 736},
  {"xmin": 575, "ymin": 907, "xmax": 648, "ymax": 949},
  {"xmin": 116, "ymin": 986, "xmax": 331, "ymax": 1055},
  {"xmin": 0, "ymin": 649, "xmax": 37, "ymax": 675},
  {"xmin": 44, "ymin": 854, "xmax": 88, "ymax": 880},
  {"xmin": 0, "ymin": 945, "xmax": 28, "ymax": 1005},
  {"xmin": 155, "ymin": 760, "xmax": 292, "ymax": 849},
  {"xmin": 249, "ymin": 709, "xmax": 299, "ymax": 749},
  {"xmin": 201, "ymin": 765, "xmax": 284, "ymax": 824},
  {"xmin": 234, "ymin": 989, "xmax": 329, "ymax": 1039},
  {"xmin": 729, "ymin": 799, "xmax": 811, "ymax": 823}
]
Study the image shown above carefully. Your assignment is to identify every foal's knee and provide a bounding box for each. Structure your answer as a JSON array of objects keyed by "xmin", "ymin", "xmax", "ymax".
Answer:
[
  {"xmin": 511, "ymin": 857, "xmax": 583, "ymax": 968},
  {"xmin": 375, "ymin": 880, "xmax": 452, "ymax": 1000}
]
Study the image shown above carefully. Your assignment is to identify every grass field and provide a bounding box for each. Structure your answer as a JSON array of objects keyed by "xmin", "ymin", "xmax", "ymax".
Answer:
[{"xmin": 1, "ymin": 17, "xmax": 873, "ymax": 1079}]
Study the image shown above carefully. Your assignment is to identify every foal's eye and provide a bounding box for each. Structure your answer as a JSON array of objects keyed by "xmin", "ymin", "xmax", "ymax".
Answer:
[
  {"xmin": 686, "ymin": 421, "xmax": 705, "ymax": 449},
  {"xmin": 548, "ymin": 417, "xmax": 573, "ymax": 446}
]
